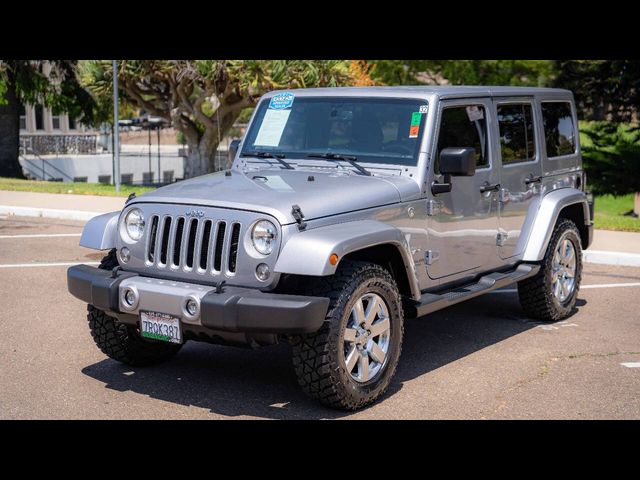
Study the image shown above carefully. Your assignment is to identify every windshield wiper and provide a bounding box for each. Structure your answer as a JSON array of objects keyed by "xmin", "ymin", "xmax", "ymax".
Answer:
[
  {"xmin": 240, "ymin": 151, "xmax": 293, "ymax": 170},
  {"xmin": 306, "ymin": 152, "xmax": 371, "ymax": 176}
]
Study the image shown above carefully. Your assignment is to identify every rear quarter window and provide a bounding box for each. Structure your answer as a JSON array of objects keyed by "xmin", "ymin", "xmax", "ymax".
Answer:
[{"xmin": 541, "ymin": 102, "xmax": 576, "ymax": 158}]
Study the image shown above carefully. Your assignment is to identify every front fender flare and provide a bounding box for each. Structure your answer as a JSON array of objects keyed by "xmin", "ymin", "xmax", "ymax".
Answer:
[
  {"xmin": 274, "ymin": 220, "xmax": 421, "ymax": 300},
  {"xmin": 79, "ymin": 211, "xmax": 120, "ymax": 250}
]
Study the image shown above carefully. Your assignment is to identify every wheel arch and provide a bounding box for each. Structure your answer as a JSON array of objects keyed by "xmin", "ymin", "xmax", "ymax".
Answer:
[
  {"xmin": 79, "ymin": 211, "xmax": 120, "ymax": 250},
  {"xmin": 273, "ymin": 220, "xmax": 421, "ymax": 300},
  {"xmin": 521, "ymin": 188, "xmax": 591, "ymax": 262}
]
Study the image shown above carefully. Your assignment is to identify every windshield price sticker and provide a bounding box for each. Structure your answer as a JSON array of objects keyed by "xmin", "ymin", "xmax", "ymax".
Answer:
[
  {"xmin": 269, "ymin": 92, "xmax": 295, "ymax": 110},
  {"xmin": 254, "ymin": 109, "xmax": 291, "ymax": 147}
]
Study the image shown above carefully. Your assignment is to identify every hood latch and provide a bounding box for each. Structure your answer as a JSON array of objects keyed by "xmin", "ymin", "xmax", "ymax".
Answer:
[{"xmin": 291, "ymin": 204, "xmax": 307, "ymax": 231}]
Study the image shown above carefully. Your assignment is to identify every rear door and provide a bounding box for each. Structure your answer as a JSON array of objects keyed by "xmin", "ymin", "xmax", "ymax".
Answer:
[{"xmin": 493, "ymin": 98, "xmax": 543, "ymax": 259}]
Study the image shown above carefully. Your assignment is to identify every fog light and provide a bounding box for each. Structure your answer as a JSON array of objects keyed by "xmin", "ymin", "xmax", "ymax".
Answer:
[
  {"xmin": 186, "ymin": 298, "xmax": 198, "ymax": 316},
  {"xmin": 256, "ymin": 263, "xmax": 270, "ymax": 281},
  {"xmin": 120, "ymin": 246, "xmax": 130, "ymax": 263},
  {"xmin": 124, "ymin": 289, "xmax": 136, "ymax": 306}
]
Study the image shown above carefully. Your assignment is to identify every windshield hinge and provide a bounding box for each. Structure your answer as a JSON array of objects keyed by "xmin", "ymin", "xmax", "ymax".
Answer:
[{"xmin": 291, "ymin": 204, "xmax": 307, "ymax": 231}]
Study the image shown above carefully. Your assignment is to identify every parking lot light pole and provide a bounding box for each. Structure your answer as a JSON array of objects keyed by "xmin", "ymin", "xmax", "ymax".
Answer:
[{"xmin": 113, "ymin": 60, "xmax": 121, "ymax": 193}]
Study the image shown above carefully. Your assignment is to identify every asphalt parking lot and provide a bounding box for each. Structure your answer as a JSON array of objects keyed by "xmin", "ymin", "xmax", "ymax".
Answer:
[{"xmin": 1, "ymin": 214, "xmax": 639, "ymax": 420}]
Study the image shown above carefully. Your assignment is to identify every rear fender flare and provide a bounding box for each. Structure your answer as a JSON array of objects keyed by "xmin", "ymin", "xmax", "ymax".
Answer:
[{"xmin": 521, "ymin": 188, "xmax": 590, "ymax": 261}]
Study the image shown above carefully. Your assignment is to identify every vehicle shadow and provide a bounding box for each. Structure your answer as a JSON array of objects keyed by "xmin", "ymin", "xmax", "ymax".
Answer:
[{"xmin": 81, "ymin": 290, "xmax": 586, "ymax": 419}]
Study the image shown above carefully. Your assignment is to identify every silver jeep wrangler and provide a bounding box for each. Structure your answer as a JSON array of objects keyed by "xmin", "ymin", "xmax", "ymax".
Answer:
[{"xmin": 68, "ymin": 86, "xmax": 594, "ymax": 410}]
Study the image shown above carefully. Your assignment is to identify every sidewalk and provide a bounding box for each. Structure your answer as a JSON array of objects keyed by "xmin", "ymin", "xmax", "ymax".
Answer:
[
  {"xmin": 0, "ymin": 190, "xmax": 126, "ymax": 221},
  {"xmin": 1, "ymin": 189, "xmax": 639, "ymax": 266},
  {"xmin": 584, "ymin": 229, "xmax": 640, "ymax": 267}
]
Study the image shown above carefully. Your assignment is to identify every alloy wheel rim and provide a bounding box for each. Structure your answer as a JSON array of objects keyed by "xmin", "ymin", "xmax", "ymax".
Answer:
[
  {"xmin": 551, "ymin": 237, "xmax": 577, "ymax": 303},
  {"xmin": 343, "ymin": 293, "xmax": 391, "ymax": 383}
]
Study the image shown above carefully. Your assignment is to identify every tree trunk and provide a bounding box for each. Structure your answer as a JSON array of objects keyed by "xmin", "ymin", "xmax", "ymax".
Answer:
[
  {"xmin": 182, "ymin": 109, "xmax": 242, "ymax": 178},
  {"xmin": 0, "ymin": 73, "xmax": 25, "ymax": 178},
  {"xmin": 634, "ymin": 192, "xmax": 640, "ymax": 217},
  {"xmin": 183, "ymin": 145, "xmax": 212, "ymax": 178}
]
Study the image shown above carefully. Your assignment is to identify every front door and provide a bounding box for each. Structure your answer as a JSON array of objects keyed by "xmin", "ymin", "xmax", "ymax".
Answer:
[
  {"xmin": 426, "ymin": 98, "xmax": 501, "ymax": 280},
  {"xmin": 493, "ymin": 98, "xmax": 543, "ymax": 259}
]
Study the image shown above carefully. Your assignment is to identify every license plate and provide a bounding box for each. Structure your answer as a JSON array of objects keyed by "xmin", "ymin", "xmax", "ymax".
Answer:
[{"xmin": 140, "ymin": 311, "xmax": 182, "ymax": 344}]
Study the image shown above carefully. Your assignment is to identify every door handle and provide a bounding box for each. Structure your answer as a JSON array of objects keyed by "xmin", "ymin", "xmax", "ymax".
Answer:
[
  {"xmin": 480, "ymin": 182, "xmax": 500, "ymax": 193},
  {"xmin": 524, "ymin": 175, "xmax": 542, "ymax": 185}
]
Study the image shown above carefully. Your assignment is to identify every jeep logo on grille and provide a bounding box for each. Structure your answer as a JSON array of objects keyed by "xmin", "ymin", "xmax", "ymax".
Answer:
[{"xmin": 185, "ymin": 209, "xmax": 205, "ymax": 218}]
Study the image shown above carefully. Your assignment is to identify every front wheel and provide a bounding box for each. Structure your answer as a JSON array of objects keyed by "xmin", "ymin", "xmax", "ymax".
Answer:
[
  {"xmin": 87, "ymin": 249, "xmax": 182, "ymax": 366},
  {"xmin": 518, "ymin": 218, "xmax": 583, "ymax": 321},
  {"xmin": 291, "ymin": 261, "xmax": 404, "ymax": 410}
]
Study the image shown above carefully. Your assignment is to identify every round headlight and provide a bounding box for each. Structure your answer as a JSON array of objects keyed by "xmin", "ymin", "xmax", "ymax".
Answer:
[
  {"xmin": 251, "ymin": 220, "xmax": 277, "ymax": 255},
  {"xmin": 124, "ymin": 208, "xmax": 145, "ymax": 242}
]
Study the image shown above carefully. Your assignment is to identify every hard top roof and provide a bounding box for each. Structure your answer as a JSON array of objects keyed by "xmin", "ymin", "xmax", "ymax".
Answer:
[{"xmin": 262, "ymin": 85, "xmax": 572, "ymax": 99}]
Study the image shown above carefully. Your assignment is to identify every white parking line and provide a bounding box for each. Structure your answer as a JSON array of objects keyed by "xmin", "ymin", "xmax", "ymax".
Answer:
[
  {"xmin": 621, "ymin": 362, "xmax": 640, "ymax": 368},
  {"xmin": 0, "ymin": 261, "xmax": 100, "ymax": 268},
  {"xmin": 0, "ymin": 233, "xmax": 82, "ymax": 239},
  {"xmin": 490, "ymin": 282, "xmax": 640, "ymax": 294}
]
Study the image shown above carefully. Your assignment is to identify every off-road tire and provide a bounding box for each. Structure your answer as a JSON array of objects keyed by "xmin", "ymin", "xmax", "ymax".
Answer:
[
  {"xmin": 518, "ymin": 218, "xmax": 583, "ymax": 321},
  {"xmin": 87, "ymin": 249, "xmax": 182, "ymax": 366},
  {"xmin": 291, "ymin": 261, "xmax": 404, "ymax": 410}
]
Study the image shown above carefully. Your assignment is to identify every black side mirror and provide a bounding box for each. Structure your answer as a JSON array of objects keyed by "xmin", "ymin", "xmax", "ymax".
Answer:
[
  {"xmin": 229, "ymin": 139, "xmax": 241, "ymax": 160},
  {"xmin": 439, "ymin": 147, "xmax": 476, "ymax": 176},
  {"xmin": 431, "ymin": 147, "xmax": 477, "ymax": 195}
]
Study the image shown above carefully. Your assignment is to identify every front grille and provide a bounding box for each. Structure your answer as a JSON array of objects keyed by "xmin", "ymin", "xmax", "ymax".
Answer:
[{"xmin": 146, "ymin": 214, "xmax": 242, "ymax": 275}]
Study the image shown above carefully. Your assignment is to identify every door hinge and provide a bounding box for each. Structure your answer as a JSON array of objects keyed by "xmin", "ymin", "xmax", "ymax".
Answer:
[
  {"xmin": 425, "ymin": 250, "xmax": 440, "ymax": 265},
  {"xmin": 496, "ymin": 232, "xmax": 508, "ymax": 247},
  {"xmin": 426, "ymin": 199, "xmax": 442, "ymax": 216}
]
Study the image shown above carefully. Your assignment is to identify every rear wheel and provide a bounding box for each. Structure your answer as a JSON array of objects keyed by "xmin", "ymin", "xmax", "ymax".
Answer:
[
  {"xmin": 87, "ymin": 249, "xmax": 182, "ymax": 366},
  {"xmin": 518, "ymin": 218, "xmax": 583, "ymax": 321},
  {"xmin": 291, "ymin": 261, "xmax": 404, "ymax": 410}
]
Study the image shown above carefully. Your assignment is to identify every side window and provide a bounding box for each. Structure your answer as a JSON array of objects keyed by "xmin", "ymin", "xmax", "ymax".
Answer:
[
  {"xmin": 436, "ymin": 105, "xmax": 488, "ymax": 173},
  {"xmin": 497, "ymin": 103, "xmax": 536, "ymax": 163},
  {"xmin": 541, "ymin": 101, "xmax": 576, "ymax": 157}
]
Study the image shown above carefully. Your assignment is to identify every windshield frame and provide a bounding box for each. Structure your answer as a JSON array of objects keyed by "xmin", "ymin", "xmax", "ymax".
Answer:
[{"xmin": 239, "ymin": 95, "xmax": 430, "ymax": 169}]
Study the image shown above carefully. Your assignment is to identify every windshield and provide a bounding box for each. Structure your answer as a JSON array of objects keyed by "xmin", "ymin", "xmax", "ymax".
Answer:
[{"xmin": 241, "ymin": 95, "xmax": 428, "ymax": 167}]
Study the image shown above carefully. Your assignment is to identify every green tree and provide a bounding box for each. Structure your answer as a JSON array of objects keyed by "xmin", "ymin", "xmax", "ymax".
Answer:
[
  {"xmin": 554, "ymin": 60, "xmax": 640, "ymax": 121},
  {"xmin": 581, "ymin": 122, "xmax": 640, "ymax": 214},
  {"xmin": 0, "ymin": 60, "xmax": 97, "ymax": 178},
  {"xmin": 81, "ymin": 60, "xmax": 358, "ymax": 178},
  {"xmin": 369, "ymin": 60, "xmax": 554, "ymax": 87}
]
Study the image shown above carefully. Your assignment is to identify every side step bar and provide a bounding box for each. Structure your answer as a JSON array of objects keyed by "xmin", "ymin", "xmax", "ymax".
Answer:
[{"xmin": 408, "ymin": 263, "xmax": 540, "ymax": 318}]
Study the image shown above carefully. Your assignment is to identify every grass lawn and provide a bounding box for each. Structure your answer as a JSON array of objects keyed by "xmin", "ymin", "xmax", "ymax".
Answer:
[
  {"xmin": 593, "ymin": 193, "xmax": 640, "ymax": 232},
  {"xmin": 0, "ymin": 177, "xmax": 155, "ymax": 197}
]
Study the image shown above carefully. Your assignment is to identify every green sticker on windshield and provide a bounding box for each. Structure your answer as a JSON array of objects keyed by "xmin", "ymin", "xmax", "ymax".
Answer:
[{"xmin": 411, "ymin": 112, "xmax": 422, "ymax": 126}]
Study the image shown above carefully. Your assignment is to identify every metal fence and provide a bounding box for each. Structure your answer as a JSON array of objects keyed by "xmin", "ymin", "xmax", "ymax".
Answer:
[
  {"xmin": 19, "ymin": 135, "xmax": 98, "ymax": 155},
  {"xmin": 18, "ymin": 125, "xmax": 244, "ymax": 186}
]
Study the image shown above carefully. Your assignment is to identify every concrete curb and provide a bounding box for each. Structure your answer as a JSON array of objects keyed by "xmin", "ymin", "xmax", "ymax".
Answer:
[
  {"xmin": 0, "ymin": 205, "xmax": 101, "ymax": 222},
  {"xmin": 582, "ymin": 250, "xmax": 640, "ymax": 267},
  {"xmin": 2, "ymin": 204, "xmax": 640, "ymax": 268}
]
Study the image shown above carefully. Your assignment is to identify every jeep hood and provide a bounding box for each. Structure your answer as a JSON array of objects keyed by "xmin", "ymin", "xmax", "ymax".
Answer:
[{"xmin": 131, "ymin": 168, "xmax": 421, "ymax": 225}]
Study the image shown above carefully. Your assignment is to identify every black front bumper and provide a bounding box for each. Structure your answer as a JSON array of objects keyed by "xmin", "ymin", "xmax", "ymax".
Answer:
[{"xmin": 67, "ymin": 264, "xmax": 329, "ymax": 334}]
